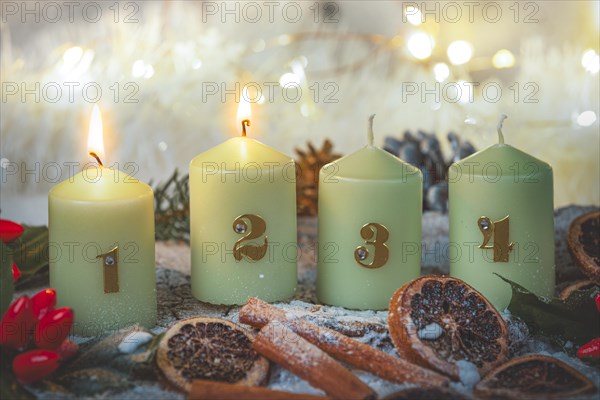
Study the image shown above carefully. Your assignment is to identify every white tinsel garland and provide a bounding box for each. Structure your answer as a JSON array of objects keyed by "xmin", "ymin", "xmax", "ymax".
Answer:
[{"xmin": 0, "ymin": 1, "xmax": 598, "ymax": 212}]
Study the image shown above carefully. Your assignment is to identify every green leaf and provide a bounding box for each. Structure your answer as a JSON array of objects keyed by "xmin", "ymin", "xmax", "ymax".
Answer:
[
  {"xmin": 498, "ymin": 274, "xmax": 600, "ymax": 346},
  {"xmin": 0, "ymin": 241, "xmax": 14, "ymax": 316},
  {"xmin": 7, "ymin": 225, "xmax": 49, "ymax": 290},
  {"xmin": 131, "ymin": 332, "xmax": 164, "ymax": 380},
  {"xmin": 153, "ymin": 169, "xmax": 190, "ymax": 242}
]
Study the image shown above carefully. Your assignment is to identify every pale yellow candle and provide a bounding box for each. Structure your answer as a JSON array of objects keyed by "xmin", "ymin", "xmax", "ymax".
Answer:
[
  {"xmin": 49, "ymin": 105, "xmax": 156, "ymax": 336},
  {"xmin": 189, "ymin": 90, "xmax": 297, "ymax": 305},
  {"xmin": 449, "ymin": 115, "xmax": 554, "ymax": 310},
  {"xmin": 317, "ymin": 115, "xmax": 423, "ymax": 310}
]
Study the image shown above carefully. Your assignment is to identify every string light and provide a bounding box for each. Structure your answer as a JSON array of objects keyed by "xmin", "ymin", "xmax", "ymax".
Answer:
[
  {"xmin": 492, "ymin": 49, "xmax": 515, "ymax": 68},
  {"xmin": 132, "ymin": 60, "xmax": 155, "ymax": 79},
  {"xmin": 447, "ymin": 40, "xmax": 473, "ymax": 65},
  {"xmin": 457, "ymin": 80, "xmax": 473, "ymax": 103},
  {"xmin": 577, "ymin": 111, "xmax": 597, "ymax": 126},
  {"xmin": 60, "ymin": 46, "xmax": 94, "ymax": 80},
  {"xmin": 277, "ymin": 35, "xmax": 291, "ymax": 46},
  {"xmin": 407, "ymin": 32, "xmax": 434, "ymax": 60},
  {"xmin": 433, "ymin": 63, "xmax": 450, "ymax": 82},
  {"xmin": 62, "ymin": 47, "xmax": 83, "ymax": 67},
  {"xmin": 405, "ymin": 5, "xmax": 422, "ymax": 26},
  {"xmin": 581, "ymin": 49, "xmax": 599, "ymax": 74},
  {"xmin": 192, "ymin": 59, "xmax": 202, "ymax": 69},
  {"xmin": 279, "ymin": 72, "xmax": 300, "ymax": 86}
]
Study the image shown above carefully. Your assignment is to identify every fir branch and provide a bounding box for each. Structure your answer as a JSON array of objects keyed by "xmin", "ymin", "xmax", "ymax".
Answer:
[{"xmin": 153, "ymin": 170, "xmax": 190, "ymax": 242}]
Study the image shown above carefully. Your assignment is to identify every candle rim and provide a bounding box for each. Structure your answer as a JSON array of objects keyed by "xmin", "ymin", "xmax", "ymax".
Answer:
[
  {"xmin": 49, "ymin": 167, "xmax": 153, "ymax": 201},
  {"xmin": 449, "ymin": 142, "xmax": 553, "ymax": 177},
  {"xmin": 190, "ymin": 136, "xmax": 294, "ymax": 169},
  {"xmin": 321, "ymin": 145, "xmax": 421, "ymax": 181}
]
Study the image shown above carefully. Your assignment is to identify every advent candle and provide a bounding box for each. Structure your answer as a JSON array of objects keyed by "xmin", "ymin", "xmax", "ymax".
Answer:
[
  {"xmin": 449, "ymin": 115, "xmax": 554, "ymax": 310},
  {"xmin": 49, "ymin": 105, "xmax": 156, "ymax": 335},
  {"xmin": 189, "ymin": 88, "xmax": 297, "ymax": 305},
  {"xmin": 317, "ymin": 115, "xmax": 422, "ymax": 310}
]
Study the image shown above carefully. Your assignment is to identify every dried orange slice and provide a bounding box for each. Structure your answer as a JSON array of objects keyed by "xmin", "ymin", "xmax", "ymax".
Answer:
[
  {"xmin": 156, "ymin": 317, "xmax": 269, "ymax": 392},
  {"xmin": 388, "ymin": 276, "xmax": 508, "ymax": 380},
  {"xmin": 568, "ymin": 210, "xmax": 600, "ymax": 284},
  {"xmin": 475, "ymin": 354, "xmax": 597, "ymax": 399}
]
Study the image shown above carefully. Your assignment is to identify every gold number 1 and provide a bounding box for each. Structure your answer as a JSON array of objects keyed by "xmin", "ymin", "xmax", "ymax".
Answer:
[
  {"xmin": 97, "ymin": 246, "xmax": 119, "ymax": 293},
  {"xmin": 354, "ymin": 223, "xmax": 390, "ymax": 269},
  {"xmin": 478, "ymin": 215, "xmax": 514, "ymax": 262}
]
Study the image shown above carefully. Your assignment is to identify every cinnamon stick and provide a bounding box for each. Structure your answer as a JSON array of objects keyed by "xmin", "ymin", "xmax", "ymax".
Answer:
[
  {"xmin": 240, "ymin": 297, "xmax": 448, "ymax": 387},
  {"xmin": 253, "ymin": 322, "xmax": 376, "ymax": 400},
  {"xmin": 188, "ymin": 380, "xmax": 330, "ymax": 400}
]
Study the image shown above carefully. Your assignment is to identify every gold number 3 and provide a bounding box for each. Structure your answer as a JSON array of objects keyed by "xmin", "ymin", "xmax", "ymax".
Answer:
[
  {"xmin": 233, "ymin": 214, "xmax": 268, "ymax": 261},
  {"xmin": 354, "ymin": 223, "xmax": 390, "ymax": 269}
]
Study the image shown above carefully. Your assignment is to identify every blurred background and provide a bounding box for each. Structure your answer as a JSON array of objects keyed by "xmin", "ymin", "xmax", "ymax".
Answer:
[{"xmin": 1, "ymin": 0, "xmax": 599, "ymax": 224}]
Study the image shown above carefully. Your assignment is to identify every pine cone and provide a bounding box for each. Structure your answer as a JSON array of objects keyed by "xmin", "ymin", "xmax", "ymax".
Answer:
[
  {"xmin": 384, "ymin": 132, "xmax": 476, "ymax": 213},
  {"xmin": 295, "ymin": 140, "xmax": 342, "ymax": 216}
]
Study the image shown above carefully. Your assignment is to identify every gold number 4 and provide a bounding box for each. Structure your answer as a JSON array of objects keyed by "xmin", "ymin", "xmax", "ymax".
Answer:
[
  {"xmin": 478, "ymin": 215, "xmax": 514, "ymax": 262},
  {"xmin": 354, "ymin": 223, "xmax": 390, "ymax": 269},
  {"xmin": 233, "ymin": 214, "xmax": 268, "ymax": 261}
]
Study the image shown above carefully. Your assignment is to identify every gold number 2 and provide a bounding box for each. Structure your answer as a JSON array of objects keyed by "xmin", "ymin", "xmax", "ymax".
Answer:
[
  {"xmin": 233, "ymin": 214, "xmax": 268, "ymax": 261},
  {"xmin": 354, "ymin": 223, "xmax": 390, "ymax": 269},
  {"xmin": 478, "ymin": 215, "xmax": 514, "ymax": 262}
]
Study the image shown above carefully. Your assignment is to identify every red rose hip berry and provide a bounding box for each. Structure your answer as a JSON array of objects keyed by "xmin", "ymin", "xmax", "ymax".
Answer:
[
  {"xmin": 13, "ymin": 349, "xmax": 60, "ymax": 384},
  {"xmin": 12, "ymin": 261, "xmax": 21, "ymax": 283},
  {"xmin": 578, "ymin": 338, "xmax": 600, "ymax": 359},
  {"xmin": 0, "ymin": 219, "xmax": 24, "ymax": 242},
  {"xmin": 34, "ymin": 307, "xmax": 74, "ymax": 349},
  {"xmin": 55, "ymin": 339, "xmax": 79, "ymax": 361},
  {"xmin": 31, "ymin": 288, "xmax": 57, "ymax": 321},
  {"xmin": 0, "ymin": 296, "xmax": 36, "ymax": 349}
]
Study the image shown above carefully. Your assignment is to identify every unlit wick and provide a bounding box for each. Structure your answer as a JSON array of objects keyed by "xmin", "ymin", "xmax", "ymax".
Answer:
[
  {"xmin": 368, "ymin": 114, "xmax": 376, "ymax": 146},
  {"xmin": 496, "ymin": 114, "xmax": 508, "ymax": 145}
]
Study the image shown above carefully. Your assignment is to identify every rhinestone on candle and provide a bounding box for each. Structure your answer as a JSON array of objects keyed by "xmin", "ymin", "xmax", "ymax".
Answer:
[
  {"xmin": 234, "ymin": 223, "xmax": 247, "ymax": 234},
  {"xmin": 356, "ymin": 248, "xmax": 368, "ymax": 260},
  {"xmin": 479, "ymin": 218, "xmax": 491, "ymax": 231}
]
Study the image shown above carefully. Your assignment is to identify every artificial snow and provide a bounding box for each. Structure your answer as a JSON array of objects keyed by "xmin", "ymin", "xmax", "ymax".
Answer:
[
  {"xmin": 456, "ymin": 359, "xmax": 481, "ymax": 388},
  {"xmin": 118, "ymin": 331, "xmax": 153, "ymax": 354},
  {"xmin": 417, "ymin": 322, "xmax": 443, "ymax": 340}
]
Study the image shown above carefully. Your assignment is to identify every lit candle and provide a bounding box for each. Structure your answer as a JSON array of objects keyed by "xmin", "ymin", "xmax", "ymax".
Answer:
[
  {"xmin": 317, "ymin": 115, "xmax": 423, "ymax": 310},
  {"xmin": 189, "ymin": 88, "xmax": 297, "ymax": 305},
  {"xmin": 449, "ymin": 115, "xmax": 554, "ymax": 310},
  {"xmin": 49, "ymin": 105, "xmax": 156, "ymax": 335}
]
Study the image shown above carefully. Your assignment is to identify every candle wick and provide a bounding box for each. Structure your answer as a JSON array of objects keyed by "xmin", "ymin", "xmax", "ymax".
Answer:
[
  {"xmin": 368, "ymin": 114, "xmax": 376, "ymax": 146},
  {"xmin": 89, "ymin": 152, "xmax": 104, "ymax": 167},
  {"xmin": 496, "ymin": 114, "xmax": 507, "ymax": 145},
  {"xmin": 241, "ymin": 119, "xmax": 250, "ymax": 137}
]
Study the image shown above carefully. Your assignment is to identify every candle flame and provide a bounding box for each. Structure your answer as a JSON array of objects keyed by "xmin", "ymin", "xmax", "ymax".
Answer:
[
  {"xmin": 237, "ymin": 86, "xmax": 252, "ymax": 135},
  {"xmin": 87, "ymin": 104, "xmax": 105, "ymax": 165}
]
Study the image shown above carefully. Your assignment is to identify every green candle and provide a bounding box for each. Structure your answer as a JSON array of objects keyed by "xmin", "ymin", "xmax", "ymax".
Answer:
[
  {"xmin": 189, "ymin": 93, "xmax": 297, "ymax": 305},
  {"xmin": 49, "ymin": 106, "xmax": 156, "ymax": 335},
  {"xmin": 449, "ymin": 115, "xmax": 554, "ymax": 310},
  {"xmin": 317, "ymin": 115, "xmax": 422, "ymax": 310}
]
